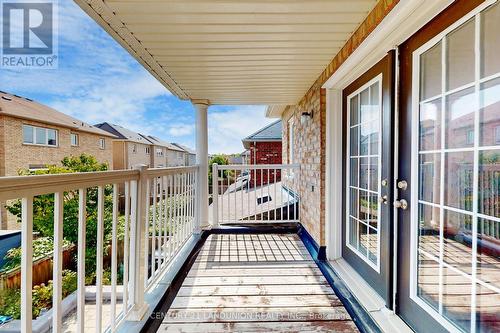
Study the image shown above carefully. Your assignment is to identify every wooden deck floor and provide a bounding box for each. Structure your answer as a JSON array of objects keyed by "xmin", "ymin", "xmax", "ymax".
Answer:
[{"xmin": 157, "ymin": 234, "xmax": 358, "ymax": 332}]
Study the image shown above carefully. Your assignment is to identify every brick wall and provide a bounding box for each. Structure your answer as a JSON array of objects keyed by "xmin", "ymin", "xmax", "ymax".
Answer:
[
  {"xmin": 249, "ymin": 141, "xmax": 282, "ymax": 187},
  {"xmin": 1, "ymin": 116, "xmax": 113, "ymax": 176},
  {"xmin": 282, "ymin": 0, "xmax": 399, "ymax": 245}
]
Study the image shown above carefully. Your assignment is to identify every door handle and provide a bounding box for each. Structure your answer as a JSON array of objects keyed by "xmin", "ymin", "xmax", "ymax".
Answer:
[
  {"xmin": 394, "ymin": 199, "xmax": 408, "ymax": 210},
  {"xmin": 379, "ymin": 195, "xmax": 388, "ymax": 204}
]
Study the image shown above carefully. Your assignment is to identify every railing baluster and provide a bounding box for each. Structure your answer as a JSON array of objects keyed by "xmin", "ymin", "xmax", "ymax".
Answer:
[
  {"xmin": 77, "ymin": 188, "xmax": 87, "ymax": 333},
  {"xmin": 123, "ymin": 183, "xmax": 130, "ymax": 314},
  {"xmin": 53, "ymin": 192, "xmax": 64, "ymax": 333},
  {"xmin": 168, "ymin": 175, "xmax": 173, "ymax": 259},
  {"xmin": 267, "ymin": 170, "xmax": 270, "ymax": 222},
  {"xmin": 212, "ymin": 164, "xmax": 219, "ymax": 227},
  {"xmin": 111, "ymin": 184, "xmax": 118, "ymax": 331},
  {"xmin": 160, "ymin": 176, "xmax": 166, "ymax": 268},
  {"xmin": 144, "ymin": 178, "xmax": 150, "ymax": 288},
  {"xmin": 151, "ymin": 177, "xmax": 157, "ymax": 279},
  {"xmin": 274, "ymin": 168, "xmax": 277, "ymax": 222},
  {"xmin": 21, "ymin": 196, "xmax": 33, "ymax": 333},
  {"xmin": 96, "ymin": 185, "xmax": 104, "ymax": 332}
]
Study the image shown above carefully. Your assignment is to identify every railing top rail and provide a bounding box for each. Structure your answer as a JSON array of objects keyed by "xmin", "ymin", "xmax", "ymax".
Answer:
[
  {"xmin": 215, "ymin": 163, "xmax": 300, "ymax": 170},
  {"xmin": 143, "ymin": 165, "xmax": 199, "ymax": 177},
  {"xmin": 0, "ymin": 169, "xmax": 140, "ymax": 201}
]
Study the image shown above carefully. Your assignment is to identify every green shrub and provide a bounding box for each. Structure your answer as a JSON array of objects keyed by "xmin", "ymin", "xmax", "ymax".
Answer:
[{"xmin": 0, "ymin": 270, "xmax": 78, "ymax": 319}]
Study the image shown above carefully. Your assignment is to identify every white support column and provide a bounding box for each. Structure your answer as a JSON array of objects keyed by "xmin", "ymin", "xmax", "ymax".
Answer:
[{"xmin": 193, "ymin": 100, "xmax": 210, "ymax": 232}]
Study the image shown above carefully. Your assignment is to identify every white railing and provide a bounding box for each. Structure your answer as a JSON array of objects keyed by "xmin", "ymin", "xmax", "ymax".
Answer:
[
  {"xmin": 0, "ymin": 165, "xmax": 198, "ymax": 333},
  {"xmin": 211, "ymin": 164, "xmax": 300, "ymax": 225},
  {"xmin": 142, "ymin": 167, "xmax": 197, "ymax": 289}
]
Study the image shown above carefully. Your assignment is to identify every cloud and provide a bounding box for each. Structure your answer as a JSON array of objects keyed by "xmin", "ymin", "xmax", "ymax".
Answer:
[
  {"xmin": 168, "ymin": 124, "xmax": 195, "ymax": 137},
  {"xmin": 207, "ymin": 106, "xmax": 275, "ymax": 154}
]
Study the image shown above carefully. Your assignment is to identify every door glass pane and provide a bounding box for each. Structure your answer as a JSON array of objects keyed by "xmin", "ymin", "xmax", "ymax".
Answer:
[
  {"xmin": 419, "ymin": 153, "xmax": 441, "ymax": 204},
  {"xmin": 481, "ymin": 2, "xmax": 500, "ymax": 78},
  {"xmin": 350, "ymin": 95, "xmax": 359, "ymax": 125},
  {"xmin": 417, "ymin": 253, "xmax": 440, "ymax": 311},
  {"xmin": 415, "ymin": 4, "xmax": 500, "ymax": 332},
  {"xmin": 445, "ymin": 87, "xmax": 475, "ymax": 149},
  {"xmin": 476, "ymin": 284, "xmax": 500, "ymax": 333},
  {"xmin": 477, "ymin": 217, "xmax": 499, "ymax": 289},
  {"xmin": 442, "ymin": 267, "xmax": 472, "ymax": 332},
  {"xmin": 478, "ymin": 150, "xmax": 499, "ymax": 218},
  {"xmin": 446, "ymin": 19, "xmax": 475, "ymax": 91},
  {"xmin": 444, "ymin": 151, "xmax": 474, "ymax": 211},
  {"xmin": 479, "ymin": 77, "xmax": 500, "ymax": 147},
  {"xmin": 443, "ymin": 210, "xmax": 473, "ymax": 275},
  {"xmin": 369, "ymin": 157, "xmax": 378, "ymax": 192},
  {"xmin": 419, "ymin": 98, "xmax": 441, "ymax": 151},
  {"xmin": 349, "ymin": 218, "xmax": 358, "ymax": 248},
  {"xmin": 350, "ymin": 127, "xmax": 359, "ymax": 156},
  {"xmin": 347, "ymin": 79, "xmax": 381, "ymax": 269},
  {"xmin": 420, "ymin": 42, "xmax": 442, "ymax": 101},
  {"xmin": 360, "ymin": 87, "xmax": 370, "ymax": 123},
  {"xmin": 359, "ymin": 157, "xmax": 369, "ymax": 189},
  {"xmin": 350, "ymin": 158, "xmax": 358, "ymax": 188},
  {"xmin": 360, "ymin": 123, "xmax": 370, "ymax": 155}
]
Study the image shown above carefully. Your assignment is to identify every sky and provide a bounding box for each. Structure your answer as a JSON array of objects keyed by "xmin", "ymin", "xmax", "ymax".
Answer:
[{"xmin": 0, "ymin": 1, "xmax": 275, "ymax": 154}]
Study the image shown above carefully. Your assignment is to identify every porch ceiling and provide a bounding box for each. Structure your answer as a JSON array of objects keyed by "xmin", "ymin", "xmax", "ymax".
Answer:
[{"xmin": 75, "ymin": 0, "xmax": 377, "ymax": 105}]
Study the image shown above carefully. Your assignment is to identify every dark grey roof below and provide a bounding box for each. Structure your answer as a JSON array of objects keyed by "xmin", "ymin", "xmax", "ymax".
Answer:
[
  {"xmin": 95, "ymin": 122, "xmax": 153, "ymax": 145},
  {"xmin": 242, "ymin": 120, "xmax": 282, "ymax": 144},
  {"xmin": 172, "ymin": 143, "xmax": 196, "ymax": 155},
  {"xmin": 242, "ymin": 120, "xmax": 282, "ymax": 142}
]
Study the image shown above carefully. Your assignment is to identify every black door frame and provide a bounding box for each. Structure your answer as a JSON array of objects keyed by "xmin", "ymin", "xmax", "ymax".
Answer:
[
  {"xmin": 341, "ymin": 51, "xmax": 395, "ymax": 308},
  {"xmin": 396, "ymin": 0, "xmax": 486, "ymax": 331}
]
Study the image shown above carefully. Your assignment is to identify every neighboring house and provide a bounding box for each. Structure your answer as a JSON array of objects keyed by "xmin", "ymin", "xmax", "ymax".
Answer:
[
  {"xmin": 0, "ymin": 92, "xmax": 115, "ymax": 176},
  {"xmin": 242, "ymin": 120, "xmax": 282, "ymax": 187},
  {"xmin": 0, "ymin": 91, "xmax": 116, "ymax": 230},
  {"xmin": 95, "ymin": 122, "xmax": 154, "ymax": 169},
  {"xmin": 241, "ymin": 150, "xmax": 250, "ymax": 164},
  {"xmin": 172, "ymin": 143, "xmax": 196, "ymax": 166},
  {"xmin": 147, "ymin": 136, "xmax": 187, "ymax": 167}
]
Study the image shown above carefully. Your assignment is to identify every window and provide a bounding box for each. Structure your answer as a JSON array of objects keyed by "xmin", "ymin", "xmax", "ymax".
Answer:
[
  {"xmin": 145, "ymin": 146, "xmax": 150, "ymax": 154},
  {"xmin": 71, "ymin": 133, "xmax": 79, "ymax": 146},
  {"xmin": 156, "ymin": 148, "xmax": 163, "ymax": 157},
  {"xmin": 132, "ymin": 144, "xmax": 136, "ymax": 153},
  {"xmin": 22, "ymin": 125, "xmax": 58, "ymax": 147},
  {"xmin": 99, "ymin": 138, "xmax": 105, "ymax": 150},
  {"xmin": 496, "ymin": 126, "xmax": 500, "ymax": 144},
  {"xmin": 466, "ymin": 129, "xmax": 474, "ymax": 145},
  {"xmin": 288, "ymin": 118, "xmax": 294, "ymax": 163},
  {"xmin": 346, "ymin": 76, "xmax": 382, "ymax": 271}
]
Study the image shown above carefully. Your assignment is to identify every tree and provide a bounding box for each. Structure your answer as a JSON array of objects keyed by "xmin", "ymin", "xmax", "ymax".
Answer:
[
  {"xmin": 208, "ymin": 154, "xmax": 229, "ymax": 186},
  {"xmin": 6, "ymin": 154, "xmax": 115, "ymax": 280}
]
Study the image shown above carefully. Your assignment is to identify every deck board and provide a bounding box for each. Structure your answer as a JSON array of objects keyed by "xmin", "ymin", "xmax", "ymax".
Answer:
[{"xmin": 159, "ymin": 233, "xmax": 358, "ymax": 332}]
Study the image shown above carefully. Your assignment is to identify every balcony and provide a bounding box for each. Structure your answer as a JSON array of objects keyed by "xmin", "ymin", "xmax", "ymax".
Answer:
[{"xmin": 0, "ymin": 164, "xmax": 362, "ymax": 333}]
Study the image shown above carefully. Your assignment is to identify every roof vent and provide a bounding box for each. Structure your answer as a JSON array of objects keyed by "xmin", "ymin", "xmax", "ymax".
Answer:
[{"xmin": 1, "ymin": 96, "xmax": 12, "ymax": 101}]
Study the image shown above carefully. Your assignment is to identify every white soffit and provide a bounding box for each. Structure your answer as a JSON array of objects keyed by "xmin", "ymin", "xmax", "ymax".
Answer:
[{"xmin": 75, "ymin": 0, "xmax": 377, "ymax": 105}]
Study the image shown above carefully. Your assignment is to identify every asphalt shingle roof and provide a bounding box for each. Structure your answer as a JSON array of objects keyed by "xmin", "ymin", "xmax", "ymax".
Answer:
[{"xmin": 242, "ymin": 120, "xmax": 282, "ymax": 148}]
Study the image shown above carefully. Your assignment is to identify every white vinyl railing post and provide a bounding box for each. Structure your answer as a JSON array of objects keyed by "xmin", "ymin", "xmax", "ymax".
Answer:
[
  {"xmin": 212, "ymin": 163, "xmax": 219, "ymax": 227},
  {"xmin": 128, "ymin": 164, "xmax": 149, "ymax": 321},
  {"xmin": 21, "ymin": 196, "xmax": 33, "ymax": 333}
]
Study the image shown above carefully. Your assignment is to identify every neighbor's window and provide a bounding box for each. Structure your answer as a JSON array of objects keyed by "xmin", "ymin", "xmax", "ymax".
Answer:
[
  {"xmin": 132, "ymin": 144, "xmax": 136, "ymax": 153},
  {"xmin": 23, "ymin": 125, "xmax": 58, "ymax": 146},
  {"xmin": 156, "ymin": 148, "xmax": 163, "ymax": 157},
  {"xmin": 288, "ymin": 117, "xmax": 294, "ymax": 163},
  {"xmin": 99, "ymin": 138, "xmax": 105, "ymax": 149},
  {"xmin": 496, "ymin": 126, "xmax": 500, "ymax": 144},
  {"xmin": 71, "ymin": 133, "xmax": 79, "ymax": 146},
  {"xmin": 145, "ymin": 146, "xmax": 150, "ymax": 154}
]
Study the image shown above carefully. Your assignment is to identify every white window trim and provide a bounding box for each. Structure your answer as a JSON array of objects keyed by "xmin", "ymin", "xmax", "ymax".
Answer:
[
  {"xmin": 99, "ymin": 138, "xmax": 106, "ymax": 150},
  {"xmin": 410, "ymin": 2, "xmax": 498, "ymax": 332},
  {"xmin": 345, "ymin": 74, "xmax": 383, "ymax": 273},
  {"xmin": 71, "ymin": 133, "xmax": 79, "ymax": 147},
  {"xmin": 23, "ymin": 124, "xmax": 58, "ymax": 147}
]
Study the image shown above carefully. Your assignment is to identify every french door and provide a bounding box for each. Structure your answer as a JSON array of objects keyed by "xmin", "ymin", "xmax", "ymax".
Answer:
[
  {"xmin": 398, "ymin": 1, "xmax": 500, "ymax": 332},
  {"xmin": 342, "ymin": 53, "xmax": 395, "ymax": 306}
]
